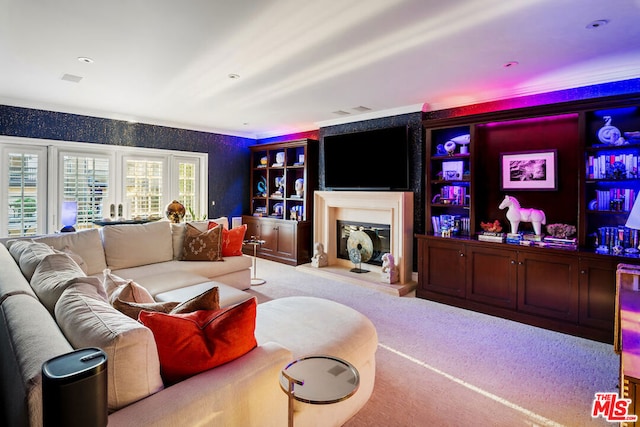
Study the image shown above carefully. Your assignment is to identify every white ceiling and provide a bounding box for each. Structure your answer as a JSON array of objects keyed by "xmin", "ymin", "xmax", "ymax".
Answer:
[{"xmin": 1, "ymin": 0, "xmax": 639, "ymax": 139}]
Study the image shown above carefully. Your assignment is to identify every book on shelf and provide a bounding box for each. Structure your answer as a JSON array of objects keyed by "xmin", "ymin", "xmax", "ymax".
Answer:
[
  {"xmin": 505, "ymin": 233, "xmax": 522, "ymax": 244},
  {"xmin": 536, "ymin": 241, "xmax": 578, "ymax": 250},
  {"xmin": 477, "ymin": 232, "xmax": 505, "ymax": 243},
  {"xmin": 543, "ymin": 236, "xmax": 577, "ymax": 245},
  {"xmin": 586, "ymin": 153, "xmax": 639, "ymax": 180},
  {"xmin": 521, "ymin": 233, "xmax": 543, "ymax": 242}
]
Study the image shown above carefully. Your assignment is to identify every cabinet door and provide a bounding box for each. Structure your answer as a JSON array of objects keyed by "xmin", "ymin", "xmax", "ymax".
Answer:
[
  {"xmin": 242, "ymin": 216, "xmax": 261, "ymax": 240},
  {"xmin": 579, "ymin": 257, "xmax": 616, "ymax": 332},
  {"xmin": 517, "ymin": 251, "xmax": 579, "ymax": 321},
  {"xmin": 418, "ymin": 238, "xmax": 466, "ymax": 298},
  {"xmin": 259, "ymin": 218, "xmax": 278, "ymax": 254},
  {"xmin": 274, "ymin": 220, "xmax": 296, "ymax": 259},
  {"xmin": 467, "ymin": 245, "xmax": 517, "ymax": 309}
]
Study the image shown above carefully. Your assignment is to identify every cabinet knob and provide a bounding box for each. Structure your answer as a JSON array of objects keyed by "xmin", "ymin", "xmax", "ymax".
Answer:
[
  {"xmin": 510, "ymin": 260, "xmax": 516, "ymax": 264},
  {"xmin": 581, "ymin": 270, "xmax": 586, "ymax": 274},
  {"xmin": 518, "ymin": 261, "xmax": 523, "ymax": 265},
  {"xmin": 459, "ymin": 252, "xmax": 464, "ymax": 257}
]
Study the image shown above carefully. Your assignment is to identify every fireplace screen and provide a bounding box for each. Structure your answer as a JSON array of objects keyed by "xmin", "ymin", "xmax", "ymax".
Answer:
[{"xmin": 336, "ymin": 221, "xmax": 391, "ymax": 266}]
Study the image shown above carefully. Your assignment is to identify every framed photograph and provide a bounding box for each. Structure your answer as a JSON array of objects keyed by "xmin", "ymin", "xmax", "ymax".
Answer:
[
  {"xmin": 500, "ymin": 150, "xmax": 557, "ymax": 190},
  {"xmin": 441, "ymin": 160, "xmax": 464, "ymax": 181}
]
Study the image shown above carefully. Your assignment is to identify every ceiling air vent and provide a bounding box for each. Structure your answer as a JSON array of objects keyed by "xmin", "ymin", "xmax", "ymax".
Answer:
[
  {"xmin": 332, "ymin": 110, "xmax": 351, "ymax": 116},
  {"xmin": 61, "ymin": 74, "xmax": 83, "ymax": 83},
  {"xmin": 352, "ymin": 106, "xmax": 372, "ymax": 112}
]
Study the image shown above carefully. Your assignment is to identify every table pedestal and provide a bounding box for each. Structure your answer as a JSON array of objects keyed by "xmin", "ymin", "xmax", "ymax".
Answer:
[
  {"xmin": 280, "ymin": 355, "xmax": 359, "ymax": 427},
  {"xmin": 243, "ymin": 240, "xmax": 266, "ymax": 286}
]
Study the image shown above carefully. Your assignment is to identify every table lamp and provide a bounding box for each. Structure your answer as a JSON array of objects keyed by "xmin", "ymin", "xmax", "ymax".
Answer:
[{"xmin": 60, "ymin": 201, "xmax": 77, "ymax": 232}]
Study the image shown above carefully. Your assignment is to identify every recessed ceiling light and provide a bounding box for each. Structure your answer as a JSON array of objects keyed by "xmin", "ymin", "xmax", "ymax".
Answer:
[
  {"xmin": 503, "ymin": 61, "xmax": 519, "ymax": 68},
  {"xmin": 228, "ymin": 73, "xmax": 240, "ymax": 79},
  {"xmin": 586, "ymin": 19, "xmax": 609, "ymax": 29},
  {"xmin": 77, "ymin": 57, "xmax": 94, "ymax": 64}
]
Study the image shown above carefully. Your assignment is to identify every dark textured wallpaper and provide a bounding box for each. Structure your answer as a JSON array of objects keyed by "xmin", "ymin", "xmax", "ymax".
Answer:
[
  {"xmin": 319, "ymin": 112, "xmax": 424, "ymax": 236},
  {"xmin": 0, "ymin": 105, "xmax": 254, "ymax": 218}
]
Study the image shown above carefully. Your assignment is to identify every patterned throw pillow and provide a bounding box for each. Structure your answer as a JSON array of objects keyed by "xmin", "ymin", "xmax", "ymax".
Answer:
[{"xmin": 182, "ymin": 223, "xmax": 223, "ymax": 261}]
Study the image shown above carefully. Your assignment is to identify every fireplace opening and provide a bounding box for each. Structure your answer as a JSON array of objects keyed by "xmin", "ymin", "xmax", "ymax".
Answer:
[{"xmin": 337, "ymin": 221, "xmax": 391, "ymax": 266}]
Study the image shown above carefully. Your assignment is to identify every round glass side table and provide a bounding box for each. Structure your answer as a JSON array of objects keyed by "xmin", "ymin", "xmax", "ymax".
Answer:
[
  {"xmin": 280, "ymin": 355, "xmax": 360, "ymax": 427},
  {"xmin": 243, "ymin": 239, "xmax": 266, "ymax": 286}
]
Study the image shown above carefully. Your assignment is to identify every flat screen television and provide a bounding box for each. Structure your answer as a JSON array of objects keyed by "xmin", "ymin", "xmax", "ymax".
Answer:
[{"xmin": 323, "ymin": 125, "xmax": 410, "ymax": 190}]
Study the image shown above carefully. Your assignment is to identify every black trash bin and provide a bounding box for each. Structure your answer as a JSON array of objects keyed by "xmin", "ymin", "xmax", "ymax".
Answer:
[{"xmin": 42, "ymin": 347, "xmax": 108, "ymax": 427}]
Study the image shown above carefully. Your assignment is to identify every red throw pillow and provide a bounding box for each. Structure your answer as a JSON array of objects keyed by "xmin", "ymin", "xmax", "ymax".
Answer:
[
  {"xmin": 208, "ymin": 221, "xmax": 247, "ymax": 257},
  {"xmin": 139, "ymin": 297, "xmax": 257, "ymax": 385}
]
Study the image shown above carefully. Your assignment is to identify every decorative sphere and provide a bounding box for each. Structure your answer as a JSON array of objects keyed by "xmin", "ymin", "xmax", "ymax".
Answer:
[{"xmin": 165, "ymin": 200, "xmax": 186, "ymax": 223}]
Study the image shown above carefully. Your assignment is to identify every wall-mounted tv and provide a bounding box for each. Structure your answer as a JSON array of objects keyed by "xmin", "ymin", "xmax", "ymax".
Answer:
[{"xmin": 323, "ymin": 125, "xmax": 410, "ymax": 190}]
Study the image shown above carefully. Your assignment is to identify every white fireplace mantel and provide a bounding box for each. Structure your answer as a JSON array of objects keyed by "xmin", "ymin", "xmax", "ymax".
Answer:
[{"xmin": 313, "ymin": 191, "xmax": 413, "ymax": 284}]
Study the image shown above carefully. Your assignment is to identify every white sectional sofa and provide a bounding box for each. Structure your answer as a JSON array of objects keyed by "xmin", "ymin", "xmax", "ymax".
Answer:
[{"xmin": 0, "ymin": 219, "xmax": 378, "ymax": 427}]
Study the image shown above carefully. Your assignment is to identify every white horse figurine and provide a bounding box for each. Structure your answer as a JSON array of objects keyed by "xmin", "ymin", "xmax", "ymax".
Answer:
[{"xmin": 498, "ymin": 195, "xmax": 546, "ymax": 236}]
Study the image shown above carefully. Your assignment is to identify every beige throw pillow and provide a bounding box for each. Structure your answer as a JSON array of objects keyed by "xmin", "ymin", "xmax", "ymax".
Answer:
[{"xmin": 102, "ymin": 269, "xmax": 155, "ymax": 305}]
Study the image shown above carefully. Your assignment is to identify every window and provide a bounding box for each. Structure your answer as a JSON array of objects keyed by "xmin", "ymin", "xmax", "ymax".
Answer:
[
  {"xmin": 0, "ymin": 136, "xmax": 207, "ymax": 237},
  {"xmin": 124, "ymin": 157, "xmax": 165, "ymax": 219},
  {"xmin": 1, "ymin": 145, "xmax": 47, "ymax": 237},
  {"xmin": 61, "ymin": 153, "xmax": 111, "ymax": 230},
  {"xmin": 174, "ymin": 156, "xmax": 202, "ymax": 220}
]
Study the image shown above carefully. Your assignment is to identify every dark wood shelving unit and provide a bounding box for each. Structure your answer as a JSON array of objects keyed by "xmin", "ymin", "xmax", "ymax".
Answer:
[
  {"xmin": 242, "ymin": 139, "xmax": 318, "ymax": 266},
  {"xmin": 418, "ymin": 93, "xmax": 640, "ymax": 343}
]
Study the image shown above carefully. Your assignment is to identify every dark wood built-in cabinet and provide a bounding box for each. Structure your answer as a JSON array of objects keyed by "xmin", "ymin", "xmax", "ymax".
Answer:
[
  {"xmin": 418, "ymin": 94, "xmax": 640, "ymax": 343},
  {"xmin": 243, "ymin": 139, "xmax": 318, "ymax": 265},
  {"xmin": 418, "ymin": 236, "xmax": 618, "ymax": 342}
]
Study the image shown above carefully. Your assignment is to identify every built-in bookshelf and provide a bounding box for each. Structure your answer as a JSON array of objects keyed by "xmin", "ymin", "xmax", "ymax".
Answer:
[
  {"xmin": 584, "ymin": 105, "xmax": 640, "ymax": 254},
  {"xmin": 418, "ymin": 93, "xmax": 640, "ymax": 343},
  {"xmin": 425, "ymin": 126, "xmax": 472, "ymax": 237}
]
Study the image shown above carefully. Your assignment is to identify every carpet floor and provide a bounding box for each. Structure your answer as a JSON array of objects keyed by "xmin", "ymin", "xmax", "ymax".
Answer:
[{"xmin": 246, "ymin": 258, "xmax": 619, "ymax": 427}]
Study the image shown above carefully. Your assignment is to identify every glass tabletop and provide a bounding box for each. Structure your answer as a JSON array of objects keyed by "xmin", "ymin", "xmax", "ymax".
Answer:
[{"xmin": 279, "ymin": 355, "xmax": 360, "ymax": 404}]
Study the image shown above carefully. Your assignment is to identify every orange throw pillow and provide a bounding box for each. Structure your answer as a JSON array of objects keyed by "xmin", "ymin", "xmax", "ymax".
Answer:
[
  {"xmin": 139, "ymin": 297, "xmax": 257, "ymax": 385},
  {"xmin": 208, "ymin": 221, "xmax": 247, "ymax": 257}
]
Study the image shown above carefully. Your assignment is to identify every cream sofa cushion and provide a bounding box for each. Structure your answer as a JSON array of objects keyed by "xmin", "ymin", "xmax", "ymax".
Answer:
[
  {"xmin": 6, "ymin": 240, "xmax": 55, "ymax": 281},
  {"xmin": 55, "ymin": 282, "xmax": 164, "ymax": 411},
  {"xmin": 0, "ymin": 294, "xmax": 74, "ymax": 427},
  {"xmin": 29, "ymin": 253, "xmax": 87, "ymax": 314},
  {"xmin": 34, "ymin": 229, "xmax": 107, "ymax": 275},
  {"xmin": 102, "ymin": 221, "xmax": 173, "ymax": 270},
  {"xmin": 0, "ymin": 243, "xmax": 37, "ymax": 302}
]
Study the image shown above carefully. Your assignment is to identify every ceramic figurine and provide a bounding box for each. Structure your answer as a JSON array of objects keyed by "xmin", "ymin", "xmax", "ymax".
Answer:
[
  {"xmin": 165, "ymin": 200, "xmax": 186, "ymax": 223},
  {"xmin": 598, "ymin": 116, "xmax": 625, "ymax": 145},
  {"xmin": 311, "ymin": 242, "xmax": 328, "ymax": 268},
  {"xmin": 498, "ymin": 195, "xmax": 546, "ymax": 236},
  {"xmin": 380, "ymin": 253, "xmax": 398, "ymax": 284},
  {"xmin": 295, "ymin": 178, "xmax": 304, "ymax": 197}
]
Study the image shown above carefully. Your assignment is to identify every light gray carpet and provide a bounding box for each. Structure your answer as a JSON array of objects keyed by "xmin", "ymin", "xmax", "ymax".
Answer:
[{"xmin": 246, "ymin": 258, "xmax": 618, "ymax": 427}]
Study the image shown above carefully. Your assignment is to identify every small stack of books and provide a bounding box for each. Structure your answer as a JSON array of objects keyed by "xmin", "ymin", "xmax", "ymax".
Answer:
[
  {"xmin": 477, "ymin": 232, "xmax": 505, "ymax": 243},
  {"xmin": 506, "ymin": 233, "xmax": 523, "ymax": 245},
  {"xmin": 541, "ymin": 236, "xmax": 578, "ymax": 250}
]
